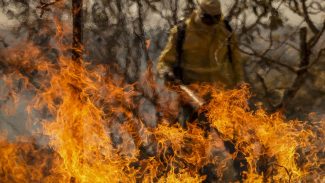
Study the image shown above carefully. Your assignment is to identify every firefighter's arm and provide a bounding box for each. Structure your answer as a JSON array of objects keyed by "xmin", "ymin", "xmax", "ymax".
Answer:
[
  {"xmin": 157, "ymin": 26, "xmax": 178, "ymax": 79},
  {"xmin": 231, "ymin": 34, "xmax": 245, "ymax": 83}
]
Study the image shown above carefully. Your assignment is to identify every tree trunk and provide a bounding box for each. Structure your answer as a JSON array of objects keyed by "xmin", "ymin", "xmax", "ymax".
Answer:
[
  {"xmin": 71, "ymin": 1, "xmax": 83, "ymax": 181},
  {"xmin": 72, "ymin": 0, "xmax": 83, "ymax": 62},
  {"xmin": 281, "ymin": 27, "xmax": 310, "ymax": 109}
]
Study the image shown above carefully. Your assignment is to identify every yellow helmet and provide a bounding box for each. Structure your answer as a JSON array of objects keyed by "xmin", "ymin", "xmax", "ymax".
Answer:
[{"xmin": 197, "ymin": 0, "xmax": 222, "ymax": 15}]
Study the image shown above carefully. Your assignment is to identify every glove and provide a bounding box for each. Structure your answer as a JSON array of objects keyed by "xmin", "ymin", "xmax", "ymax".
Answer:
[
  {"xmin": 164, "ymin": 70, "xmax": 176, "ymax": 82},
  {"xmin": 158, "ymin": 66, "xmax": 176, "ymax": 82}
]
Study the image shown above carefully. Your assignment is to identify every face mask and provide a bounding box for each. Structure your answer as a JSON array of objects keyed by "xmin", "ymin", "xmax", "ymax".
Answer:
[{"xmin": 200, "ymin": 13, "xmax": 221, "ymax": 26}]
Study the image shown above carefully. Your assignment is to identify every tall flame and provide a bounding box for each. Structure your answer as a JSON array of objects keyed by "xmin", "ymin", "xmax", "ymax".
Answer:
[
  {"xmin": 0, "ymin": 21, "xmax": 323, "ymax": 182},
  {"xmin": 203, "ymin": 85, "xmax": 324, "ymax": 181}
]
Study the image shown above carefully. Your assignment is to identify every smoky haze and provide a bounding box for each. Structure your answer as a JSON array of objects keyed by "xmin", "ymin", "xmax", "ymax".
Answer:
[{"xmin": 0, "ymin": 0, "xmax": 324, "ymax": 139}]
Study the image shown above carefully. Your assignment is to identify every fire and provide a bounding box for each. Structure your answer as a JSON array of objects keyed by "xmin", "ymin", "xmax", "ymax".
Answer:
[
  {"xmin": 0, "ymin": 23, "xmax": 324, "ymax": 183},
  {"xmin": 203, "ymin": 85, "xmax": 324, "ymax": 181}
]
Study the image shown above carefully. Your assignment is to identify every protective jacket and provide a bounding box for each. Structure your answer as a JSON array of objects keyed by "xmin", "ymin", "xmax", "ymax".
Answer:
[{"xmin": 157, "ymin": 11, "xmax": 244, "ymax": 87}]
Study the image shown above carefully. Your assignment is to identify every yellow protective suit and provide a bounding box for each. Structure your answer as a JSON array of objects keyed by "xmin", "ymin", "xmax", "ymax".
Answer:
[{"xmin": 157, "ymin": 11, "xmax": 244, "ymax": 87}]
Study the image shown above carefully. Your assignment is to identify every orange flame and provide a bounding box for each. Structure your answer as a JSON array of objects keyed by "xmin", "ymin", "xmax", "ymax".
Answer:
[{"xmin": 0, "ymin": 20, "xmax": 323, "ymax": 183}]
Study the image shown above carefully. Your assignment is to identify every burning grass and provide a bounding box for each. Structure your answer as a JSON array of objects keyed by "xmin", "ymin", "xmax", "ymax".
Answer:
[{"xmin": 0, "ymin": 24, "xmax": 324, "ymax": 182}]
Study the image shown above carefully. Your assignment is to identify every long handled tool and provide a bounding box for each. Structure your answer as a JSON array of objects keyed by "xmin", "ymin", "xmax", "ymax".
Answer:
[{"xmin": 178, "ymin": 84, "xmax": 205, "ymax": 107}]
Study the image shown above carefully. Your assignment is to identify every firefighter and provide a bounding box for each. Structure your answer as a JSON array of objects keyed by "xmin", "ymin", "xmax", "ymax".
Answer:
[
  {"xmin": 157, "ymin": 0, "xmax": 244, "ymax": 87},
  {"xmin": 157, "ymin": 0, "xmax": 245, "ymax": 127},
  {"xmin": 157, "ymin": 0, "xmax": 246, "ymax": 181}
]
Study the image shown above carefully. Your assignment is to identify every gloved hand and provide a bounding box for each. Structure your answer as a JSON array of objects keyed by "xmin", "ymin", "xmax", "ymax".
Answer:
[
  {"xmin": 164, "ymin": 70, "xmax": 176, "ymax": 82},
  {"xmin": 158, "ymin": 67, "xmax": 176, "ymax": 82}
]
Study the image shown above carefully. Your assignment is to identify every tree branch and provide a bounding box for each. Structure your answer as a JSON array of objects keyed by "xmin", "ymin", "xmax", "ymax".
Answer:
[{"xmin": 302, "ymin": 0, "xmax": 319, "ymax": 34}]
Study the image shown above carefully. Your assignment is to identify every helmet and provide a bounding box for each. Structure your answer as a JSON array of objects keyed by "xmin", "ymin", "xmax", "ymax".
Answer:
[
  {"xmin": 197, "ymin": 0, "xmax": 222, "ymax": 16},
  {"xmin": 197, "ymin": 0, "xmax": 222, "ymax": 26}
]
